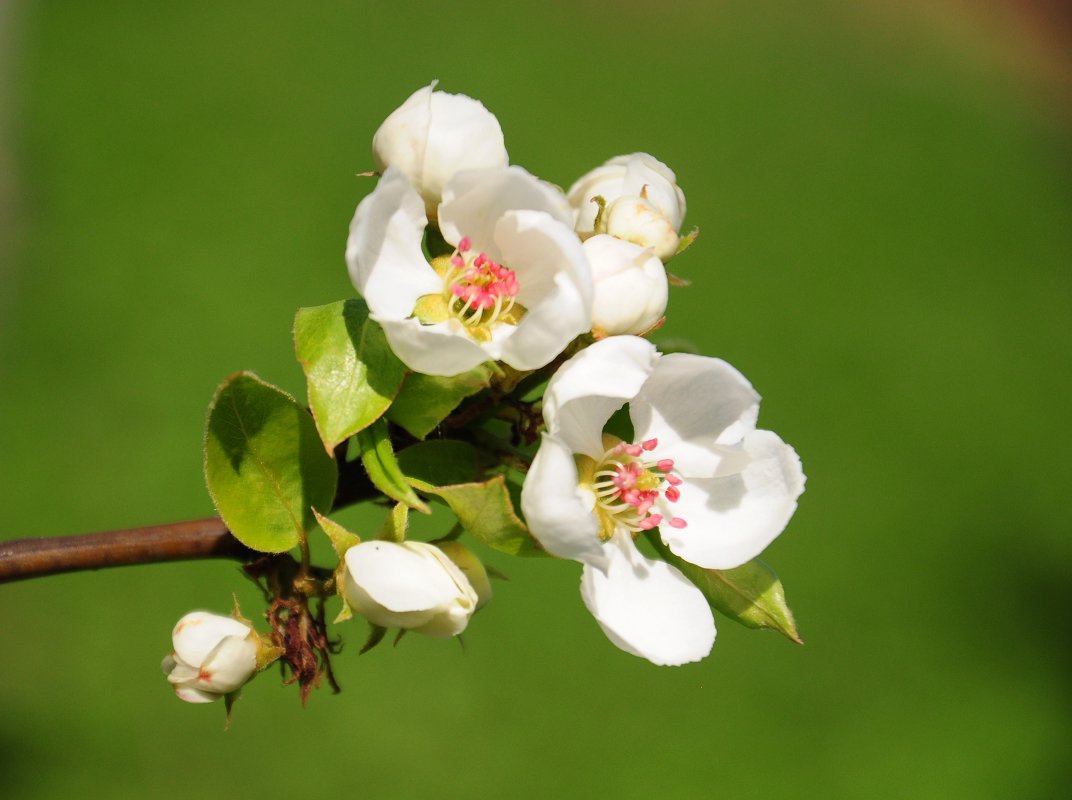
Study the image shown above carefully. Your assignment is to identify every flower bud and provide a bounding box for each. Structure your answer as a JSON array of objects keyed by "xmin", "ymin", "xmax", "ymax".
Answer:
[
  {"xmin": 161, "ymin": 611, "xmax": 260, "ymax": 704},
  {"xmin": 341, "ymin": 540, "xmax": 479, "ymax": 638},
  {"xmin": 434, "ymin": 540, "xmax": 493, "ymax": 610},
  {"xmin": 568, "ymin": 153, "xmax": 686, "ymax": 261},
  {"xmin": 372, "ymin": 84, "xmax": 509, "ymax": 219},
  {"xmin": 583, "ymin": 234, "xmax": 668, "ymax": 336}
]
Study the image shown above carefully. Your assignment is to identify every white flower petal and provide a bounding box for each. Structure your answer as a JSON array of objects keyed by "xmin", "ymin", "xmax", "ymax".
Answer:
[
  {"xmin": 342, "ymin": 541, "xmax": 477, "ymax": 637},
  {"xmin": 374, "ymin": 315, "xmax": 490, "ymax": 377},
  {"xmin": 492, "ymin": 210, "xmax": 593, "ymax": 371},
  {"xmin": 439, "ymin": 166, "xmax": 573, "ymax": 261},
  {"xmin": 171, "ymin": 612, "xmax": 252, "ymax": 669},
  {"xmin": 174, "ymin": 686, "xmax": 222, "ymax": 704},
  {"xmin": 543, "ymin": 336, "xmax": 656, "ymax": 458},
  {"xmin": 630, "ymin": 353, "xmax": 760, "ymax": 476},
  {"xmin": 660, "ymin": 430, "xmax": 806, "ymax": 569},
  {"xmin": 521, "ymin": 434, "xmax": 607, "ymax": 567},
  {"xmin": 345, "ymin": 167, "xmax": 440, "ymax": 319},
  {"xmin": 580, "ymin": 532, "xmax": 715, "ymax": 666},
  {"xmin": 198, "ymin": 635, "xmax": 258, "ymax": 694},
  {"xmin": 372, "ymin": 84, "xmax": 508, "ymax": 215},
  {"xmin": 584, "ymin": 235, "xmax": 668, "ymax": 335}
]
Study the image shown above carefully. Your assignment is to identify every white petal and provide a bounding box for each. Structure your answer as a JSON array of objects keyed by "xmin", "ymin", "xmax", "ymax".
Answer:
[
  {"xmin": 345, "ymin": 167, "xmax": 440, "ymax": 319},
  {"xmin": 372, "ymin": 85, "xmax": 508, "ymax": 215},
  {"xmin": 374, "ymin": 315, "xmax": 490, "ymax": 376},
  {"xmin": 543, "ymin": 336, "xmax": 656, "ymax": 459},
  {"xmin": 198, "ymin": 635, "xmax": 258, "ymax": 694},
  {"xmin": 520, "ymin": 434, "xmax": 607, "ymax": 567},
  {"xmin": 630, "ymin": 353, "xmax": 760, "ymax": 476},
  {"xmin": 174, "ymin": 686, "xmax": 221, "ymax": 704},
  {"xmin": 171, "ymin": 612, "xmax": 252, "ymax": 668},
  {"xmin": 567, "ymin": 164, "xmax": 626, "ymax": 233},
  {"xmin": 615, "ymin": 154, "xmax": 686, "ymax": 229},
  {"xmin": 342, "ymin": 541, "xmax": 476, "ymax": 636},
  {"xmin": 439, "ymin": 166, "xmax": 573, "ymax": 261},
  {"xmin": 660, "ymin": 430, "xmax": 806, "ymax": 569},
  {"xmin": 584, "ymin": 235, "xmax": 668, "ymax": 335},
  {"xmin": 580, "ymin": 532, "xmax": 715, "ymax": 666},
  {"xmin": 491, "ymin": 210, "xmax": 593, "ymax": 371}
]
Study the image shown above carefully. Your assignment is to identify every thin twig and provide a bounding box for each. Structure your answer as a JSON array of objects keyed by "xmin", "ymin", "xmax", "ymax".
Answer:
[{"xmin": 0, "ymin": 517, "xmax": 253, "ymax": 584}]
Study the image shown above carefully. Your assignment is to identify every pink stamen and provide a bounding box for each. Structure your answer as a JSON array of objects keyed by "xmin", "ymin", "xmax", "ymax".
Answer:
[
  {"xmin": 592, "ymin": 439, "xmax": 689, "ymax": 533},
  {"xmin": 457, "ymin": 236, "xmax": 472, "ymax": 252},
  {"xmin": 642, "ymin": 439, "xmax": 658, "ymax": 451},
  {"xmin": 668, "ymin": 517, "xmax": 687, "ymax": 529}
]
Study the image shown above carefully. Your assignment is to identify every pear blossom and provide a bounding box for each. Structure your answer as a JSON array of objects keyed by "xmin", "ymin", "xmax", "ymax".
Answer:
[
  {"xmin": 568, "ymin": 153, "xmax": 686, "ymax": 262},
  {"xmin": 373, "ymin": 84, "xmax": 508, "ymax": 219},
  {"xmin": 583, "ymin": 234, "xmax": 668, "ymax": 336},
  {"xmin": 161, "ymin": 611, "xmax": 260, "ymax": 704},
  {"xmin": 520, "ymin": 336, "xmax": 805, "ymax": 665},
  {"xmin": 347, "ymin": 165, "xmax": 592, "ymax": 376},
  {"xmin": 341, "ymin": 540, "xmax": 480, "ymax": 637}
]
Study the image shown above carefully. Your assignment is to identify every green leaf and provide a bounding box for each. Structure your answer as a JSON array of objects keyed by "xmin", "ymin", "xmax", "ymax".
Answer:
[
  {"xmin": 204, "ymin": 372, "xmax": 337, "ymax": 553},
  {"xmin": 396, "ymin": 440, "xmax": 479, "ymax": 487},
  {"xmin": 646, "ymin": 532, "xmax": 802, "ymax": 644},
  {"xmin": 294, "ymin": 299, "xmax": 407, "ymax": 453},
  {"xmin": 411, "ymin": 475, "xmax": 542, "ymax": 556},
  {"xmin": 356, "ymin": 418, "xmax": 430, "ymax": 514},
  {"xmin": 386, "ymin": 365, "xmax": 493, "ymax": 440}
]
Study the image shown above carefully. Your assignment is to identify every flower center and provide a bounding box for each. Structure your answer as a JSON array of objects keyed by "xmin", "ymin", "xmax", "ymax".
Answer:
[
  {"xmin": 415, "ymin": 236, "xmax": 526, "ymax": 342},
  {"xmin": 588, "ymin": 436, "xmax": 687, "ymax": 537}
]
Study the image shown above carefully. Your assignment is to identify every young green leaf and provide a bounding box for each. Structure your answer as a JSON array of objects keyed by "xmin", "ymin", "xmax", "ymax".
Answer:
[
  {"xmin": 386, "ymin": 365, "xmax": 493, "ymax": 440},
  {"xmin": 410, "ymin": 475, "xmax": 542, "ymax": 556},
  {"xmin": 356, "ymin": 418, "xmax": 430, "ymax": 514},
  {"xmin": 204, "ymin": 372, "xmax": 337, "ymax": 553},
  {"xmin": 294, "ymin": 299, "xmax": 406, "ymax": 453},
  {"xmin": 646, "ymin": 532, "xmax": 802, "ymax": 644}
]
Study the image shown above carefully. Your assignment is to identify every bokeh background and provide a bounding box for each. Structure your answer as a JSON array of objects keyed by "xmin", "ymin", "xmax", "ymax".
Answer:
[{"xmin": 1, "ymin": 1, "xmax": 1070, "ymax": 798}]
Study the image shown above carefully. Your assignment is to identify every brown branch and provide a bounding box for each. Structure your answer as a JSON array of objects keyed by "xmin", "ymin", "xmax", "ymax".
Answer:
[{"xmin": 0, "ymin": 517, "xmax": 254, "ymax": 584}]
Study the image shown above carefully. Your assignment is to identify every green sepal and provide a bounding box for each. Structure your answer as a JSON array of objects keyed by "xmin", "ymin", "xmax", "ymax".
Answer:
[
  {"xmin": 387, "ymin": 365, "xmax": 493, "ymax": 440},
  {"xmin": 410, "ymin": 475, "xmax": 542, "ymax": 556},
  {"xmin": 646, "ymin": 532, "xmax": 802, "ymax": 644},
  {"xmin": 396, "ymin": 440, "xmax": 479, "ymax": 487},
  {"xmin": 360, "ymin": 625, "xmax": 388, "ymax": 654},
  {"xmin": 674, "ymin": 226, "xmax": 699, "ymax": 257},
  {"xmin": 294, "ymin": 299, "xmax": 407, "ymax": 454},
  {"xmin": 378, "ymin": 502, "xmax": 409, "ymax": 543},
  {"xmin": 356, "ymin": 418, "xmax": 430, "ymax": 514},
  {"xmin": 204, "ymin": 372, "xmax": 337, "ymax": 554},
  {"xmin": 313, "ymin": 508, "xmax": 361, "ymax": 559}
]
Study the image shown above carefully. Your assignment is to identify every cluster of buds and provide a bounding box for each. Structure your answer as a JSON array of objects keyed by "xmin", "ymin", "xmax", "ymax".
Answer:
[{"xmin": 171, "ymin": 82, "xmax": 806, "ymax": 716}]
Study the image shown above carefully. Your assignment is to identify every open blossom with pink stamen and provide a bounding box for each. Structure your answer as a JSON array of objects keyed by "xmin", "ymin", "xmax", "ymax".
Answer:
[
  {"xmin": 521, "ymin": 336, "xmax": 805, "ymax": 666},
  {"xmin": 346, "ymin": 165, "xmax": 592, "ymax": 377}
]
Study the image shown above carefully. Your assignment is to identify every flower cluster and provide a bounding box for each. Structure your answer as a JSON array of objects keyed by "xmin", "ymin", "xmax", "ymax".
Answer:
[{"xmin": 174, "ymin": 82, "xmax": 806, "ymax": 715}]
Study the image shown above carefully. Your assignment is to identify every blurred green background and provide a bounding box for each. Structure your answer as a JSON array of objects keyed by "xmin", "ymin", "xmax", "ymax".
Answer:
[{"xmin": 2, "ymin": 1, "xmax": 1070, "ymax": 797}]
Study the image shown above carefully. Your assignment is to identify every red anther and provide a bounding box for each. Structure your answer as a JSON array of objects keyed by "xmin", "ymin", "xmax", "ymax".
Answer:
[
  {"xmin": 451, "ymin": 255, "xmax": 464, "ymax": 268},
  {"xmin": 668, "ymin": 517, "xmax": 687, "ymax": 529},
  {"xmin": 642, "ymin": 438, "xmax": 658, "ymax": 451},
  {"xmin": 474, "ymin": 253, "xmax": 486, "ymax": 267},
  {"xmin": 458, "ymin": 236, "xmax": 472, "ymax": 252},
  {"xmin": 657, "ymin": 459, "xmax": 674, "ymax": 472},
  {"xmin": 664, "ymin": 486, "xmax": 680, "ymax": 502},
  {"xmin": 665, "ymin": 474, "xmax": 683, "ymax": 486}
]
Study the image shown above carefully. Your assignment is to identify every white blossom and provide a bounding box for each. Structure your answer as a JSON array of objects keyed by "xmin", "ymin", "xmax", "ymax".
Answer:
[
  {"xmin": 347, "ymin": 165, "xmax": 592, "ymax": 376},
  {"xmin": 583, "ymin": 234, "xmax": 668, "ymax": 336},
  {"xmin": 373, "ymin": 84, "xmax": 508, "ymax": 219},
  {"xmin": 521, "ymin": 336, "xmax": 805, "ymax": 665},
  {"xmin": 568, "ymin": 153, "xmax": 686, "ymax": 262},
  {"xmin": 341, "ymin": 540, "xmax": 479, "ymax": 638},
  {"xmin": 161, "ymin": 611, "xmax": 259, "ymax": 704}
]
